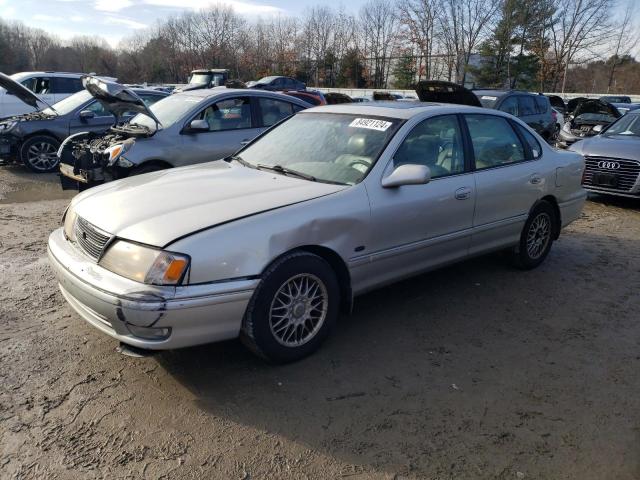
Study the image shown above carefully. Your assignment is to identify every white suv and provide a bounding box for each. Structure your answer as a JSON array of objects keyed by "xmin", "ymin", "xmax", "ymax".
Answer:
[{"xmin": 0, "ymin": 72, "xmax": 115, "ymax": 117}]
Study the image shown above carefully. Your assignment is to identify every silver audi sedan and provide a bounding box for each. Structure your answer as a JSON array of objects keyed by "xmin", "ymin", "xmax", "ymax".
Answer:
[{"xmin": 48, "ymin": 103, "xmax": 586, "ymax": 363}]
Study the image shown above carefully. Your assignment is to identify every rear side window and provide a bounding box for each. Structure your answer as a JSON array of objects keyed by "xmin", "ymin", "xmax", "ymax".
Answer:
[
  {"xmin": 499, "ymin": 96, "xmax": 518, "ymax": 116},
  {"xmin": 534, "ymin": 96, "xmax": 549, "ymax": 114},
  {"xmin": 464, "ymin": 114, "xmax": 526, "ymax": 169},
  {"xmin": 515, "ymin": 123, "xmax": 542, "ymax": 158},
  {"xmin": 52, "ymin": 77, "xmax": 83, "ymax": 94},
  {"xmin": 518, "ymin": 96, "xmax": 536, "ymax": 116},
  {"xmin": 258, "ymin": 98, "xmax": 295, "ymax": 127}
]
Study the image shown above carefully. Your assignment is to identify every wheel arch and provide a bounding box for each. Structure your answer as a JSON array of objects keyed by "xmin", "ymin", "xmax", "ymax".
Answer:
[
  {"xmin": 532, "ymin": 195, "xmax": 561, "ymax": 239},
  {"xmin": 264, "ymin": 245, "xmax": 353, "ymax": 314}
]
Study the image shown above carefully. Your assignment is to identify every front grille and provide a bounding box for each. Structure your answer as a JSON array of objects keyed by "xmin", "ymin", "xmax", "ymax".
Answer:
[
  {"xmin": 583, "ymin": 156, "xmax": 640, "ymax": 192},
  {"xmin": 74, "ymin": 216, "xmax": 111, "ymax": 261}
]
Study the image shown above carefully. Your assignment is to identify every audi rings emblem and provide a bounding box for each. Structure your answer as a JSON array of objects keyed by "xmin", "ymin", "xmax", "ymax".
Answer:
[{"xmin": 597, "ymin": 161, "xmax": 620, "ymax": 170}]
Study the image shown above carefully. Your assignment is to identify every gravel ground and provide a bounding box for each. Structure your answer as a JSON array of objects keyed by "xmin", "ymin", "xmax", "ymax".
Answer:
[{"xmin": 1, "ymin": 165, "xmax": 639, "ymax": 480}]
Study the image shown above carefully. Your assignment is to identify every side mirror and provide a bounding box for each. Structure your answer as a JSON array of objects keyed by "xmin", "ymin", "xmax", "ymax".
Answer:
[
  {"xmin": 592, "ymin": 124, "xmax": 603, "ymax": 133},
  {"xmin": 382, "ymin": 164, "xmax": 431, "ymax": 188},
  {"xmin": 79, "ymin": 110, "xmax": 95, "ymax": 120},
  {"xmin": 188, "ymin": 119, "xmax": 209, "ymax": 132}
]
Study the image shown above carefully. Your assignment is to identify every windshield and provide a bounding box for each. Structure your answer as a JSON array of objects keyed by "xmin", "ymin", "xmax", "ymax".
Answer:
[
  {"xmin": 130, "ymin": 94, "xmax": 202, "ymax": 129},
  {"xmin": 42, "ymin": 90, "xmax": 92, "ymax": 116},
  {"xmin": 238, "ymin": 113, "xmax": 401, "ymax": 185},
  {"xmin": 604, "ymin": 113, "xmax": 640, "ymax": 136}
]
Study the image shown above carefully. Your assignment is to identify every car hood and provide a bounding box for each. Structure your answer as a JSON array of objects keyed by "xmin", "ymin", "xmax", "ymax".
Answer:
[
  {"xmin": 71, "ymin": 161, "xmax": 347, "ymax": 247},
  {"xmin": 414, "ymin": 80, "xmax": 482, "ymax": 107},
  {"xmin": 0, "ymin": 72, "xmax": 53, "ymax": 111},
  {"xmin": 571, "ymin": 99, "xmax": 620, "ymax": 119},
  {"xmin": 570, "ymin": 135, "xmax": 640, "ymax": 160},
  {"xmin": 83, "ymin": 76, "xmax": 162, "ymax": 127}
]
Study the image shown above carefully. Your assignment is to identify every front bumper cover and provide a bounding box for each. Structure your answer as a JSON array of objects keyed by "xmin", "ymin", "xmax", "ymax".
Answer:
[{"xmin": 48, "ymin": 227, "xmax": 258, "ymax": 350}]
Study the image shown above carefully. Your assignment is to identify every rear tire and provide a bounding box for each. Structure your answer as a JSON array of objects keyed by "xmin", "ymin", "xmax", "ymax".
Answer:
[
  {"xmin": 512, "ymin": 201, "xmax": 555, "ymax": 269},
  {"xmin": 241, "ymin": 251, "xmax": 340, "ymax": 363},
  {"xmin": 20, "ymin": 135, "xmax": 60, "ymax": 173}
]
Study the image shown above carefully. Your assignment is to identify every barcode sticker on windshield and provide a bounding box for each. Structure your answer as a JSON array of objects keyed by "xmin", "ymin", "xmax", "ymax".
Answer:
[{"xmin": 349, "ymin": 118, "xmax": 393, "ymax": 131}]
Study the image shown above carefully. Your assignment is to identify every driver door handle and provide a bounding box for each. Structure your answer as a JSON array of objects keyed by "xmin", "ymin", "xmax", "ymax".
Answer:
[{"xmin": 455, "ymin": 187, "xmax": 472, "ymax": 200}]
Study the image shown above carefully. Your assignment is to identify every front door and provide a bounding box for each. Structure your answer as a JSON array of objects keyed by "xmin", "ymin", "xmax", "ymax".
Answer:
[
  {"xmin": 181, "ymin": 96, "xmax": 260, "ymax": 164},
  {"xmin": 68, "ymin": 100, "xmax": 116, "ymax": 135},
  {"xmin": 361, "ymin": 114, "xmax": 476, "ymax": 290}
]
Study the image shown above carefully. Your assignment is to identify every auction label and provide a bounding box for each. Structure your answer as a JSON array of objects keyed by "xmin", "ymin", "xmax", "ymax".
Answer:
[{"xmin": 349, "ymin": 118, "xmax": 393, "ymax": 131}]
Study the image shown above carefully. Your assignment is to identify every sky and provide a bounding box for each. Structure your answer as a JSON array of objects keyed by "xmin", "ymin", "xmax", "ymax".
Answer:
[{"xmin": 0, "ymin": 0, "xmax": 638, "ymax": 51}]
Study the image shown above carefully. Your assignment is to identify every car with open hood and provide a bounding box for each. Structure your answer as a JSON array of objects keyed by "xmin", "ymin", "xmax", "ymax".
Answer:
[
  {"xmin": 0, "ymin": 73, "xmax": 167, "ymax": 173},
  {"xmin": 557, "ymin": 98, "xmax": 621, "ymax": 148},
  {"xmin": 48, "ymin": 102, "xmax": 586, "ymax": 362},
  {"xmin": 58, "ymin": 77, "xmax": 311, "ymax": 190},
  {"xmin": 569, "ymin": 109, "xmax": 640, "ymax": 198}
]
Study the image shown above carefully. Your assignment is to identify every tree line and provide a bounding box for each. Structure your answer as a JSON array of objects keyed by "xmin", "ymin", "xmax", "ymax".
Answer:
[{"xmin": 0, "ymin": 0, "xmax": 638, "ymax": 93}]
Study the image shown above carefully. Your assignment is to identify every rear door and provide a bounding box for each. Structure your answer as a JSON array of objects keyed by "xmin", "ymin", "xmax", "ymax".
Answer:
[
  {"xmin": 463, "ymin": 113, "xmax": 544, "ymax": 254},
  {"xmin": 255, "ymin": 97, "xmax": 300, "ymax": 134},
  {"xmin": 24, "ymin": 76, "xmax": 56, "ymax": 109},
  {"xmin": 517, "ymin": 95, "xmax": 543, "ymax": 134},
  {"xmin": 180, "ymin": 96, "xmax": 259, "ymax": 163}
]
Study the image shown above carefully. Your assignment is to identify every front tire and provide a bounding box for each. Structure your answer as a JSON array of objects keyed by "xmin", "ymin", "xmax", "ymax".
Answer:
[
  {"xmin": 241, "ymin": 251, "xmax": 340, "ymax": 363},
  {"xmin": 20, "ymin": 135, "xmax": 60, "ymax": 173},
  {"xmin": 512, "ymin": 201, "xmax": 555, "ymax": 269}
]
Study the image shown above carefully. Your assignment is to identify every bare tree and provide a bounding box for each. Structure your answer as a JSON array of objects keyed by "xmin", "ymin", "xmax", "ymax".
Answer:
[
  {"xmin": 439, "ymin": 0, "xmax": 500, "ymax": 84},
  {"xmin": 549, "ymin": 0, "xmax": 616, "ymax": 92},
  {"xmin": 606, "ymin": 2, "xmax": 639, "ymax": 92},
  {"xmin": 359, "ymin": 0, "xmax": 399, "ymax": 88},
  {"xmin": 397, "ymin": 0, "xmax": 442, "ymax": 80}
]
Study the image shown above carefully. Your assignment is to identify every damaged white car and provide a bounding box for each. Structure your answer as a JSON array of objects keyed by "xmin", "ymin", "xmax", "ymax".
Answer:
[{"xmin": 48, "ymin": 103, "xmax": 586, "ymax": 362}]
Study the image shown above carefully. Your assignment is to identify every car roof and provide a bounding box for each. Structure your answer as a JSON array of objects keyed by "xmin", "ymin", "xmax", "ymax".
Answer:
[
  {"xmin": 303, "ymin": 102, "xmax": 487, "ymax": 119},
  {"xmin": 171, "ymin": 88, "xmax": 312, "ymax": 106},
  {"xmin": 130, "ymin": 88, "xmax": 169, "ymax": 95}
]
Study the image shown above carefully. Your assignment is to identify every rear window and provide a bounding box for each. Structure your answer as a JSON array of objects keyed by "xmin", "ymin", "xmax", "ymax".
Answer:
[
  {"xmin": 518, "ymin": 96, "xmax": 537, "ymax": 116},
  {"xmin": 515, "ymin": 123, "xmax": 542, "ymax": 158}
]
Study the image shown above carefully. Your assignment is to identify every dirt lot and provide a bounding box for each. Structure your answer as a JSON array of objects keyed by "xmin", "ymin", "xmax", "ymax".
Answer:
[{"xmin": 1, "ymin": 165, "xmax": 639, "ymax": 480}]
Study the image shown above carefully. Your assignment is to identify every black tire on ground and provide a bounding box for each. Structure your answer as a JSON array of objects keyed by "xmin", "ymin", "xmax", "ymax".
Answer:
[
  {"xmin": 512, "ymin": 200, "xmax": 556, "ymax": 270},
  {"xmin": 20, "ymin": 135, "xmax": 60, "ymax": 173},
  {"xmin": 240, "ymin": 251, "xmax": 340, "ymax": 363}
]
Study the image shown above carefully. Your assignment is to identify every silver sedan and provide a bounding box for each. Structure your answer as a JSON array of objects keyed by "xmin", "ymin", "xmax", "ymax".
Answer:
[{"xmin": 48, "ymin": 103, "xmax": 587, "ymax": 362}]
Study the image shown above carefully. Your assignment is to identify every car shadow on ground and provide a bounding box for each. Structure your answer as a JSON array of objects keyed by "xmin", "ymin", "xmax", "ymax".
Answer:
[
  {"xmin": 587, "ymin": 192, "xmax": 640, "ymax": 210},
  {"xmin": 153, "ymin": 231, "xmax": 640, "ymax": 475}
]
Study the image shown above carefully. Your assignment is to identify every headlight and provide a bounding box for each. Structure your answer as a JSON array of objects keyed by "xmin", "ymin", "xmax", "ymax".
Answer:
[
  {"xmin": 63, "ymin": 206, "xmax": 77, "ymax": 242},
  {"xmin": 99, "ymin": 240, "xmax": 189, "ymax": 285},
  {"xmin": 104, "ymin": 141, "xmax": 133, "ymax": 166},
  {"xmin": 0, "ymin": 121, "xmax": 17, "ymax": 132}
]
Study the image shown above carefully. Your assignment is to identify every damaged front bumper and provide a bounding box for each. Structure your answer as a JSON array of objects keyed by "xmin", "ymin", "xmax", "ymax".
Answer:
[{"xmin": 48, "ymin": 228, "xmax": 257, "ymax": 350}]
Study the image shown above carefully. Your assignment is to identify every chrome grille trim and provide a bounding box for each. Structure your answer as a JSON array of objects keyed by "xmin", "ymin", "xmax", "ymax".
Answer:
[
  {"xmin": 583, "ymin": 156, "xmax": 640, "ymax": 192},
  {"xmin": 74, "ymin": 216, "xmax": 111, "ymax": 261}
]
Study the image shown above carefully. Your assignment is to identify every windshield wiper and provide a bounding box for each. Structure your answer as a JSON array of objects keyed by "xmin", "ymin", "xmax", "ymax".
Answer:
[
  {"xmin": 228, "ymin": 155, "xmax": 256, "ymax": 168},
  {"xmin": 256, "ymin": 164, "xmax": 317, "ymax": 181}
]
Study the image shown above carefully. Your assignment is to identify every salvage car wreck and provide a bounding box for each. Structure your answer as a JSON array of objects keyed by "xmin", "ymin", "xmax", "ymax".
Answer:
[
  {"xmin": 58, "ymin": 77, "xmax": 311, "ymax": 190},
  {"xmin": 557, "ymin": 98, "xmax": 621, "ymax": 148}
]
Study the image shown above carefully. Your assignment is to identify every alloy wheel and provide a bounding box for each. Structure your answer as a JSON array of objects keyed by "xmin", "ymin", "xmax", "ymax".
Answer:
[
  {"xmin": 269, "ymin": 273, "xmax": 328, "ymax": 347},
  {"xmin": 26, "ymin": 141, "xmax": 58, "ymax": 171},
  {"xmin": 526, "ymin": 212, "xmax": 551, "ymax": 260}
]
